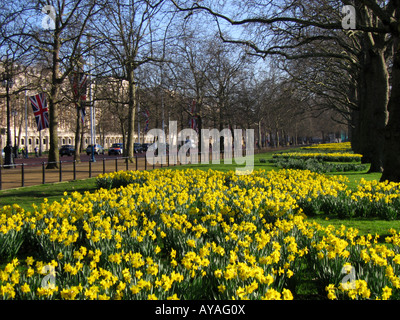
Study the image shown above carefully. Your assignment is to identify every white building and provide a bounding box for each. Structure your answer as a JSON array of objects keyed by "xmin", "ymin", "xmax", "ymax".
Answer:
[{"xmin": 0, "ymin": 63, "xmax": 126, "ymax": 155}]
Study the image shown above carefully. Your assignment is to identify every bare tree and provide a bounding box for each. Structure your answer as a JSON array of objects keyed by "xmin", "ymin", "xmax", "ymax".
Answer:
[
  {"xmin": 171, "ymin": 0, "xmax": 400, "ymax": 181},
  {"xmin": 5, "ymin": 0, "xmax": 106, "ymax": 168},
  {"xmin": 94, "ymin": 0, "xmax": 169, "ymax": 162}
]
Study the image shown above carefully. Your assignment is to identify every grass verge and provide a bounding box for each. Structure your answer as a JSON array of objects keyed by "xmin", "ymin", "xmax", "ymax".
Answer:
[{"xmin": 0, "ymin": 178, "xmax": 97, "ymax": 212}]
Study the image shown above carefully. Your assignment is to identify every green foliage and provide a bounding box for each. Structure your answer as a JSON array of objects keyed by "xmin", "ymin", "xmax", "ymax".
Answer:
[
  {"xmin": 271, "ymin": 158, "xmax": 369, "ymax": 173},
  {"xmin": 297, "ymin": 192, "xmax": 400, "ymax": 220}
]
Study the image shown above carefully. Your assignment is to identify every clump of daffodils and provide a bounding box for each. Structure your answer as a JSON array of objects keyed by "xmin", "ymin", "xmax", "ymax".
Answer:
[{"xmin": 0, "ymin": 168, "xmax": 399, "ymax": 300}]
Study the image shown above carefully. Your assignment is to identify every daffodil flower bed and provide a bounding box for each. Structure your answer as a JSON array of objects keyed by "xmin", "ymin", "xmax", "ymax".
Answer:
[
  {"xmin": 1, "ymin": 169, "xmax": 400, "ymax": 300},
  {"xmin": 297, "ymin": 177, "xmax": 400, "ymax": 220},
  {"xmin": 271, "ymin": 158, "xmax": 368, "ymax": 173},
  {"xmin": 271, "ymin": 142, "xmax": 364, "ymax": 173},
  {"xmin": 302, "ymin": 142, "xmax": 352, "ymax": 152},
  {"xmin": 272, "ymin": 152, "xmax": 363, "ymax": 163}
]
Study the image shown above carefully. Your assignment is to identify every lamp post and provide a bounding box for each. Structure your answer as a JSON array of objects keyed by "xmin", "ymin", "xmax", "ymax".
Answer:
[{"xmin": 2, "ymin": 75, "xmax": 14, "ymax": 168}]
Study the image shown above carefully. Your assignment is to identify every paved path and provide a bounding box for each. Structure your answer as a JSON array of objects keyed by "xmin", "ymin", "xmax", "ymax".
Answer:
[{"xmin": 0, "ymin": 153, "xmax": 166, "ymax": 190}]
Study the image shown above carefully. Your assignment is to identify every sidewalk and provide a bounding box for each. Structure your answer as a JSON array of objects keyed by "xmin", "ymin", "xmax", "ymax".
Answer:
[{"xmin": 0, "ymin": 155, "xmax": 165, "ymax": 190}]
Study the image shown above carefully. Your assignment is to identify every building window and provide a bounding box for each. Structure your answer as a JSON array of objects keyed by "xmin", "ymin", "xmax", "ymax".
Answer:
[{"xmin": 29, "ymin": 138, "xmax": 32, "ymax": 145}]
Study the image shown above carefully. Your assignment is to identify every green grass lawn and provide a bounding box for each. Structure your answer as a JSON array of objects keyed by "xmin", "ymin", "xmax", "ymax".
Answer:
[
  {"xmin": 310, "ymin": 216, "xmax": 400, "ymax": 239},
  {"xmin": 0, "ymin": 178, "xmax": 98, "ymax": 212},
  {"xmin": 326, "ymin": 170, "xmax": 382, "ymax": 190},
  {"xmin": 165, "ymin": 151, "xmax": 277, "ymax": 172},
  {"xmin": 0, "ymin": 149, "xmax": 397, "ymax": 238}
]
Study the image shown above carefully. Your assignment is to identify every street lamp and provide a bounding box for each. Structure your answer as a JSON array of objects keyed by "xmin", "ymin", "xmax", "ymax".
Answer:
[{"xmin": 2, "ymin": 75, "xmax": 14, "ymax": 168}]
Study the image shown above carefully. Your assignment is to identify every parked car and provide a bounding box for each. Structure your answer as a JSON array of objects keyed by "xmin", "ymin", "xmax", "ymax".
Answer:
[
  {"xmin": 147, "ymin": 142, "xmax": 169, "ymax": 155},
  {"xmin": 86, "ymin": 144, "xmax": 104, "ymax": 155},
  {"xmin": 59, "ymin": 145, "xmax": 75, "ymax": 157},
  {"xmin": 108, "ymin": 143, "xmax": 123, "ymax": 156},
  {"xmin": 134, "ymin": 143, "xmax": 143, "ymax": 153},
  {"xmin": 141, "ymin": 143, "xmax": 151, "ymax": 152}
]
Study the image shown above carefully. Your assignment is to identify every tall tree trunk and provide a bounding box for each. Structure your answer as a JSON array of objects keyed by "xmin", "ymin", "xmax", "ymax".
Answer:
[
  {"xmin": 47, "ymin": 35, "xmax": 61, "ymax": 169},
  {"xmin": 350, "ymin": 107, "xmax": 361, "ymax": 154},
  {"xmin": 74, "ymin": 106, "xmax": 82, "ymax": 163},
  {"xmin": 126, "ymin": 67, "xmax": 136, "ymax": 163},
  {"xmin": 381, "ymin": 35, "xmax": 400, "ymax": 182},
  {"xmin": 197, "ymin": 113, "xmax": 203, "ymax": 155},
  {"xmin": 358, "ymin": 41, "xmax": 389, "ymax": 173},
  {"xmin": 80, "ymin": 126, "xmax": 85, "ymax": 153},
  {"xmin": 218, "ymin": 102, "xmax": 226, "ymax": 153}
]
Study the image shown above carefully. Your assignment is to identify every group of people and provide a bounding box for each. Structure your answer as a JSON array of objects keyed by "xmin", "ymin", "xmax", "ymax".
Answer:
[{"xmin": 14, "ymin": 146, "xmax": 40, "ymax": 158}]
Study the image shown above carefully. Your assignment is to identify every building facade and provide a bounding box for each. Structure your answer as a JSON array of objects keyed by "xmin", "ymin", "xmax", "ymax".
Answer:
[{"xmin": 0, "ymin": 63, "xmax": 126, "ymax": 155}]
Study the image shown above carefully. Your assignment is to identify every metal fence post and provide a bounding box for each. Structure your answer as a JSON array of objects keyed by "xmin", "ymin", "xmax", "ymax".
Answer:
[
  {"xmin": 42, "ymin": 162, "xmax": 46, "ymax": 185},
  {"xmin": 89, "ymin": 160, "xmax": 92, "ymax": 178},
  {"xmin": 59, "ymin": 161, "xmax": 62, "ymax": 182},
  {"xmin": 0, "ymin": 164, "xmax": 2, "ymax": 191},
  {"xmin": 21, "ymin": 164, "xmax": 25, "ymax": 187},
  {"xmin": 103, "ymin": 158, "xmax": 106, "ymax": 174},
  {"xmin": 115, "ymin": 158, "xmax": 118, "ymax": 172},
  {"xmin": 73, "ymin": 160, "xmax": 76, "ymax": 181}
]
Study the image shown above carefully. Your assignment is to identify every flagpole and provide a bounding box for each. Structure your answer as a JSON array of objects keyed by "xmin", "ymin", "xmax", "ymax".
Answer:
[
  {"xmin": 137, "ymin": 83, "xmax": 140, "ymax": 144},
  {"xmin": 88, "ymin": 35, "xmax": 95, "ymax": 162},
  {"xmin": 161, "ymin": 66, "xmax": 165, "ymax": 134},
  {"xmin": 89, "ymin": 75, "xmax": 95, "ymax": 162},
  {"xmin": 24, "ymin": 73, "xmax": 28, "ymax": 158}
]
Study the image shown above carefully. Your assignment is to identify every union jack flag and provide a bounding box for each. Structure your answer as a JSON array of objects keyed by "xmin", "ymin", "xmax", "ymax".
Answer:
[
  {"xmin": 143, "ymin": 109, "xmax": 150, "ymax": 133},
  {"xmin": 30, "ymin": 93, "xmax": 49, "ymax": 131},
  {"xmin": 70, "ymin": 71, "xmax": 87, "ymax": 124}
]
